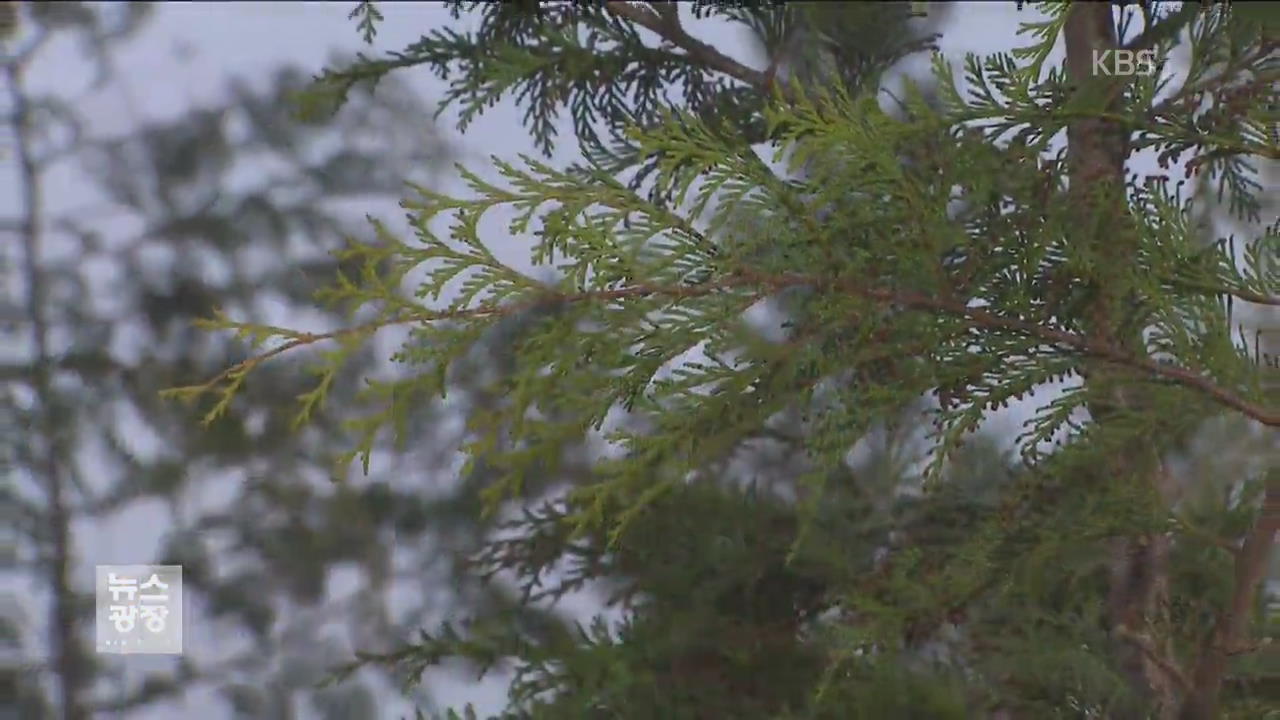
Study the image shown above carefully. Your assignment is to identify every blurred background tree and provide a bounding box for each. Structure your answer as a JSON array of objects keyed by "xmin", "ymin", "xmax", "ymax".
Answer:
[{"xmin": 0, "ymin": 3, "xmax": 513, "ymax": 718}]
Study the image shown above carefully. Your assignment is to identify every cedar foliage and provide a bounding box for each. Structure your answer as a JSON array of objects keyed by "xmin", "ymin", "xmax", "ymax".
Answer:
[{"xmin": 173, "ymin": 2, "xmax": 1277, "ymax": 718}]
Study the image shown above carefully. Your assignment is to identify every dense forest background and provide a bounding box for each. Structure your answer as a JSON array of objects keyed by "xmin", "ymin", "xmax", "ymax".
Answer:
[{"xmin": 5, "ymin": 2, "xmax": 1275, "ymax": 719}]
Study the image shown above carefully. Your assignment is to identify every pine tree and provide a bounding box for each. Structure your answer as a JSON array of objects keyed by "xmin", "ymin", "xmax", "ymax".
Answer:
[{"xmin": 181, "ymin": 2, "xmax": 1276, "ymax": 718}]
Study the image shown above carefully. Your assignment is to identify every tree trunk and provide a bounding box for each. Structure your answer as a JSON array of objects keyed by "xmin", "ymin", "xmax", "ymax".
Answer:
[
  {"xmin": 8, "ymin": 53, "xmax": 89, "ymax": 720},
  {"xmin": 1064, "ymin": 5, "xmax": 1278, "ymax": 719},
  {"xmin": 1179, "ymin": 478, "xmax": 1280, "ymax": 720},
  {"xmin": 1063, "ymin": 4, "xmax": 1179, "ymax": 718}
]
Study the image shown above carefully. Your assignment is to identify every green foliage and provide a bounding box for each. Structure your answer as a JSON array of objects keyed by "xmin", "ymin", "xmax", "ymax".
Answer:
[
  {"xmin": 350, "ymin": 0, "xmax": 383, "ymax": 45},
  {"xmin": 180, "ymin": 2, "xmax": 1278, "ymax": 718},
  {"xmin": 235, "ymin": 60, "xmax": 1271, "ymax": 502},
  {"xmin": 306, "ymin": 1, "xmax": 939, "ymax": 206},
  {"xmin": 324, "ymin": 0, "xmax": 731, "ymax": 160}
]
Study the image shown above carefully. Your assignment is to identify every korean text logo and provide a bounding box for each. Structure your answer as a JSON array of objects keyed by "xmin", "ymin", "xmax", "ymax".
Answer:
[{"xmin": 96, "ymin": 565, "xmax": 183, "ymax": 654}]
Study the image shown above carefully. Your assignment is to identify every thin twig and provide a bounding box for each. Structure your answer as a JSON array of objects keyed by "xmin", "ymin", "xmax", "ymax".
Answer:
[
  {"xmin": 1170, "ymin": 512, "xmax": 1242, "ymax": 556},
  {"xmin": 602, "ymin": 2, "xmax": 784, "ymax": 96},
  {"xmin": 1168, "ymin": 281, "xmax": 1280, "ymax": 308},
  {"xmin": 1121, "ymin": 2, "xmax": 1202, "ymax": 52},
  {"xmin": 810, "ymin": 272, "xmax": 1280, "ymax": 428},
  {"xmin": 1114, "ymin": 623, "xmax": 1192, "ymax": 693}
]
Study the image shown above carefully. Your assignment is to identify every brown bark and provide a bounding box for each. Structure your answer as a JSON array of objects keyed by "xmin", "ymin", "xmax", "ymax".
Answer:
[
  {"xmin": 1063, "ymin": 4, "xmax": 1180, "ymax": 718},
  {"xmin": 1065, "ymin": 4, "xmax": 1277, "ymax": 719},
  {"xmin": 1179, "ymin": 478, "xmax": 1280, "ymax": 720}
]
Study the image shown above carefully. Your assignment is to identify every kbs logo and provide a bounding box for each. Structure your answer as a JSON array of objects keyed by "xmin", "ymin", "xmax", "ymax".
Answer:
[{"xmin": 1092, "ymin": 49, "xmax": 1158, "ymax": 76}]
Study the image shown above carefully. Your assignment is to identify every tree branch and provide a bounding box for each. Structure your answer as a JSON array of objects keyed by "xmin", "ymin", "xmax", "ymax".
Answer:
[
  {"xmin": 852, "ymin": 282, "xmax": 1280, "ymax": 428},
  {"xmin": 181, "ymin": 270, "xmax": 1280, "ymax": 428},
  {"xmin": 603, "ymin": 2, "xmax": 782, "ymax": 95},
  {"xmin": 1122, "ymin": 2, "xmax": 1203, "ymax": 52},
  {"xmin": 1114, "ymin": 623, "xmax": 1192, "ymax": 693},
  {"xmin": 1171, "ymin": 512, "xmax": 1243, "ymax": 556},
  {"xmin": 1179, "ymin": 479, "xmax": 1280, "ymax": 720},
  {"xmin": 1169, "ymin": 281, "xmax": 1280, "ymax": 307}
]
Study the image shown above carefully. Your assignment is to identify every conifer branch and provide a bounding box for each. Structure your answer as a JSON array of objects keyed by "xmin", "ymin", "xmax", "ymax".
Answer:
[
  {"xmin": 1180, "ymin": 480, "xmax": 1280, "ymax": 720},
  {"xmin": 1169, "ymin": 282, "xmax": 1280, "ymax": 307},
  {"xmin": 770, "ymin": 270, "xmax": 1279, "ymax": 428},
  {"xmin": 603, "ymin": 2, "xmax": 782, "ymax": 95},
  {"xmin": 187, "ymin": 269, "xmax": 1280, "ymax": 428},
  {"xmin": 1171, "ymin": 512, "xmax": 1243, "ymax": 556},
  {"xmin": 167, "ymin": 315, "xmax": 409, "ymax": 399},
  {"xmin": 919, "ymin": 299, "xmax": 1279, "ymax": 428},
  {"xmin": 1113, "ymin": 624, "xmax": 1192, "ymax": 693},
  {"xmin": 55, "ymin": 1, "xmax": 1275, "ymax": 715},
  {"xmin": 1121, "ymin": 2, "xmax": 1203, "ymax": 52}
]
